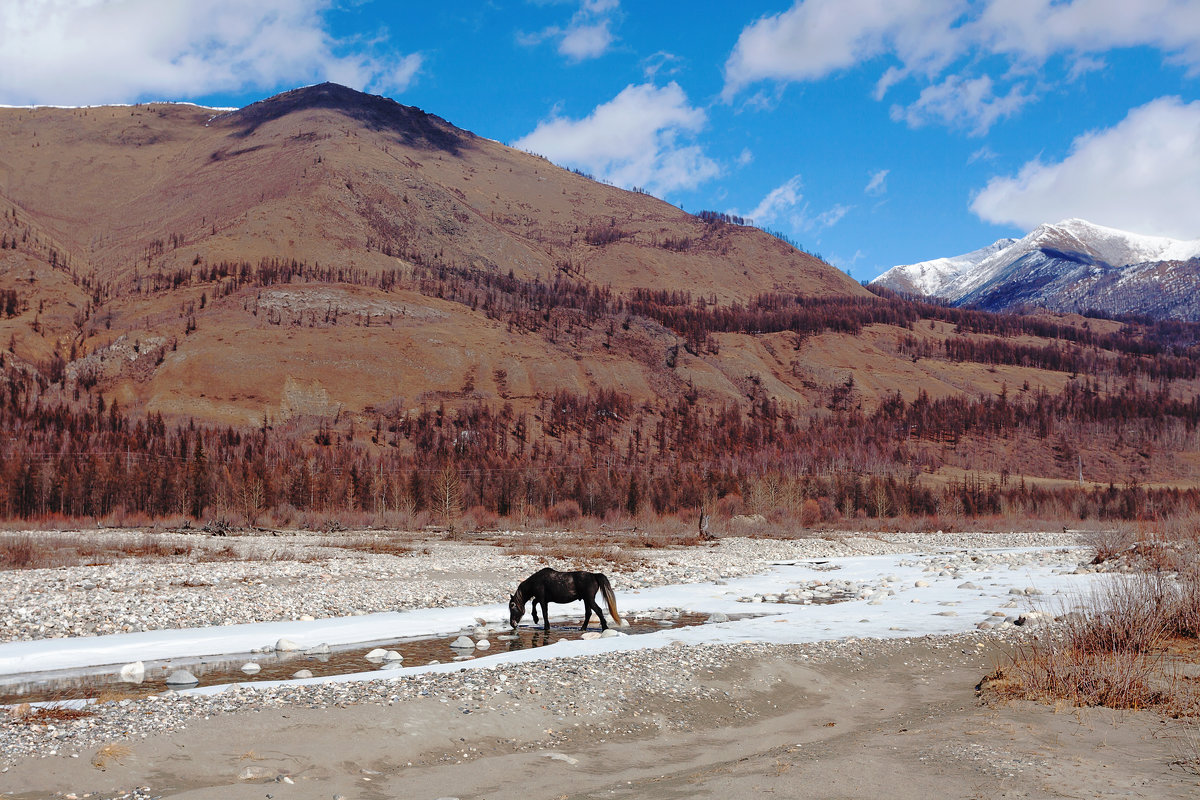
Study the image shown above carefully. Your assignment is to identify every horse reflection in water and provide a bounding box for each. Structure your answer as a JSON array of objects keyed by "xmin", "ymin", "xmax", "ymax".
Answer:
[
  {"xmin": 508, "ymin": 567, "xmax": 623, "ymax": 632},
  {"xmin": 501, "ymin": 629, "xmax": 554, "ymax": 653}
]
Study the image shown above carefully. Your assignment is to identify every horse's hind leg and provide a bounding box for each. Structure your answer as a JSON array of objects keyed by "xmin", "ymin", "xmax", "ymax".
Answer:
[
  {"xmin": 541, "ymin": 599, "xmax": 550, "ymax": 631},
  {"xmin": 581, "ymin": 604, "xmax": 593, "ymax": 630},
  {"xmin": 585, "ymin": 596, "xmax": 608, "ymax": 630}
]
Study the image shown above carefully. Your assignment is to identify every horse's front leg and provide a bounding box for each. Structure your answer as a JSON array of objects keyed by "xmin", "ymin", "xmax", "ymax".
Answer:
[
  {"xmin": 581, "ymin": 604, "xmax": 593, "ymax": 631},
  {"xmin": 531, "ymin": 604, "xmax": 540, "ymax": 625}
]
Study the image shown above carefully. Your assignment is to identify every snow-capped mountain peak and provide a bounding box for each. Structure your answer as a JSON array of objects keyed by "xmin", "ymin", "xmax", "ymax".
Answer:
[
  {"xmin": 873, "ymin": 219, "xmax": 1200, "ymax": 307},
  {"xmin": 873, "ymin": 237, "xmax": 1016, "ymax": 298}
]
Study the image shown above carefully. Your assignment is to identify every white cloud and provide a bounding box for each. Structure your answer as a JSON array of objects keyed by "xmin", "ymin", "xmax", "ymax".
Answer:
[
  {"xmin": 977, "ymin": 0, "xmax": 1200, "ymax": 70},
  {"xmin": 735, "ymin": 148, "xmax": 754, "ymax": 167},
  {"xmin": 722, "ymin": 0, "xmax": 1200, "ymax": 130},
  {"xmin": 0, "ymin": 0, "xmax": 422, "ymax": 105},
  {"xmin": 513, "ymin": 82, "xmax": 719, "ymax": 195},
  {"xmin": 722, "ymin": 0, "xmax": 964, "ymax": 100},
  {"xmin": 747, "ymin": 175, "xmax": 804, "ymax": 226},
  {"xmin": 520, "ymin": 0, "xmax": 620, "ymax": 63},
  {"xmin": 970, "ymin": 96, "xmax": 1200, "ymax": 239},
  {"xmin": 815, "ymin": 203, "xmax": 851, "ymax": 229},
  {"xmin": 641, "ymin": 51, "xmax": 683, "ymax": 80},
  {"xmin": 558, "ymin": 20, "xmax": 612, "ymax": 60},
  {"xmin": 967, "ymin": 144, "xmax": 998, "ymax": 164},
  {"xmin": 890, "ymin": 74, "xmax": 1033, "ymax": 135},
  {"xmin": 865, "ymin": 168, "xmax": 889, "ymax": 195},
  {"xmin": 1066, "ymin": 55, "xmax": 1106, "ymax": 82},
  {"xmin": 739, "ymin": 175, "xmax": 850, "ymax": 233}
]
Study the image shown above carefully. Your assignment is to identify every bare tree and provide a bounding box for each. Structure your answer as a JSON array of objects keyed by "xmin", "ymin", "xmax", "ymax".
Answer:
[{"xmin": 433, "ymin": 464, "xmax": 462, "ymax": 532}]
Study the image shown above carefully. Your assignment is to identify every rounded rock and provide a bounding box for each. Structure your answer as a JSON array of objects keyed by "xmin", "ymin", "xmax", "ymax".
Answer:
[{"xmin": 165, "ymin": 669, "xmax": 198, "ymax": 687}]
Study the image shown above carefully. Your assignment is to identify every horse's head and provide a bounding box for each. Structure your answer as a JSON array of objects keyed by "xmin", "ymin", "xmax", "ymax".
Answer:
[{"xmin": 508, "ymin": 594, "xmax": 525, "ymax": 628}]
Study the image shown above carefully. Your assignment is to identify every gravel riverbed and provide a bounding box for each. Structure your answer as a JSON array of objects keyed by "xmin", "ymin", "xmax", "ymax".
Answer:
[
  {"xmin": 0, "ymin": 529, "xmax": 1087, "ymax": 642},
  {"xmin": 1, "ymin": 529, "xmax": 1091, "ymax": 770}
]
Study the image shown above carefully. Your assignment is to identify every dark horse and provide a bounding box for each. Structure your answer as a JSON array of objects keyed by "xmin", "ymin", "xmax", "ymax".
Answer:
[{"xmin": 509, "ymin": 567, "xmax": 623, "ymax": 631}]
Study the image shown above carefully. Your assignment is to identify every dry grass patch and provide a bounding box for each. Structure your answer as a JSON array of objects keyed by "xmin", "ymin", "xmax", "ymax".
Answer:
[
  {"xmin": 988, "ymin": 571, "xmax": 1200, "ymax": 713},
  {"xmin": 1172, "ymin": 722, "xmax": 1200, "ymax": 775},
  {"xmin": 321, "ymin": 532, "xmax": 417, "ymax": 557},
  {"xmin": 7, "ymin": 702, "xmax": 94, "ymax": 725},
  {"xmin": 91, "ymin": 742, "xmax": 133, "ymax": 769},
  {"xmin": 494, "ymin": 532, "xmax": 646, "ymax": 571},
  {"xmin": 0, "ymin": 531, "xmax": 195, "ymax": 571}
]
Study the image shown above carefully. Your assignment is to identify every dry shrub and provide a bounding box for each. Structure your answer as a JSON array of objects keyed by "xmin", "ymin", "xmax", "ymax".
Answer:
[
  {"xmin": 546, "ymin": 500, "xmax": 582, "ymax": 525},
  {"xmin": 800, "ymin": 498, "xmax": 822, "ymax": 527},
  {"xmin": 91, "ymin": 742, "xmax": 133, "ymax": 769},
  {"xmin": 1172, "ymin": 723, "xmax": 1200, "ymax": 775},
  {"xmin": 1086, "ymin": 524, "xmax": 1136, "ymax": 564},
  {"xmin": 0, "ymin": 533, "xmax": 39, "ymax": 568},
  {"xmin": 1001, "ymin": 645, "xmax": 1170, "ymax": 709},
  {"xmin": 998, "ymin": 574, "xmax": 1192, "ymax": 710},
  {"xmin": 1156, "ymin": 510, "xmax": 1200, "ymax": 547},
  {"xmin": 1163, "ymin": 569, "xmax": 1200, "ymax": 640},
  {"xmin": 462, "ymin": 504, "xmax": 499, "ymax": 531}
]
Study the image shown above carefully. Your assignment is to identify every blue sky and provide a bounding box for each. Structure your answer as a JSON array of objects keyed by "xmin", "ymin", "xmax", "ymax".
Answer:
[{"xmin": 2, "ymin": 1, "xmax": 1199, "ymax": 281}]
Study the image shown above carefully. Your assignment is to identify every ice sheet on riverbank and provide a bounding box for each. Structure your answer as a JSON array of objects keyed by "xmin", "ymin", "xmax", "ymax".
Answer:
[{"xmin": 0, "ymin": 546, "xmax": 1102, "ymax": 697}]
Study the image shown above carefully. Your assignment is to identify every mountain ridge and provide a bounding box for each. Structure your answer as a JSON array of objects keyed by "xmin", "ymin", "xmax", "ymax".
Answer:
[
  {"xmin": 0, "ymin": 83, "xmax": 869, "ymax": 427},
  {"xmin": 873, "ymin": 219, "xmax": 1200, "ymax": 320}
]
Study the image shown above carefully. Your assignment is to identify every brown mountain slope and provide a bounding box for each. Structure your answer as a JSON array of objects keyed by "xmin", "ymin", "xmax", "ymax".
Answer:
[
  {"xmin": 1, "ymin": 83, "xmax": 863, "ymax": 301},
  {"xmin": 0, "ymin": 83, "xmax": 873, "ymax": 426}
]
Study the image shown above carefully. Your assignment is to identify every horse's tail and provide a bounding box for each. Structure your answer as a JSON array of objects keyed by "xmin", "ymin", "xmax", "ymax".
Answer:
[{"xmin": 597, "ymin": 573, "xmax": 622, "ymax": 626}]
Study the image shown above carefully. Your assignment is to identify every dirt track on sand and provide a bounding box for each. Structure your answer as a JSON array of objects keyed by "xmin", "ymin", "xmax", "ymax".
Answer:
[{"xmin": 6, "ymin": 635, "xmax": 1198, "ymax": 799}]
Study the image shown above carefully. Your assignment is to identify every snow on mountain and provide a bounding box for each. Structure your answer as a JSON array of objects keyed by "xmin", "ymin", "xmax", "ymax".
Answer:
[
  {"xmin": 871, "ymin": 219, "xmax": 1200, "ymax": 320},
  {"xmin": 873, "ymin": 238, "xmax": 1016, "ymax": 298}
]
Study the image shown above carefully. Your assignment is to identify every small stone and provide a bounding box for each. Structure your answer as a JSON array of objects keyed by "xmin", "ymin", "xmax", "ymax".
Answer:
[
  {"xmin": 292, "ymin": 669, "xmax": 314, "ymax": 679},
  {"xmin": 237, "ymin": 765, "xmax": 274, "ymax": 781},
  {"xmin": 383, "ymin": 650, "xmax": 403, "ymax": 661},
  {"xmin": 450, "ymin": 636, "xmax": 475, "ymax": 649},
  {"xmin": 706, "ymin": 612, "xmax": 729, "ymax": 623},
  {"xmin": 298, "ymin": 614, "xmax": 315, "ymax": 621},
  {"xmin": 915, "ymin": 580, "xmax": 930, "ymax": 588},
  {"xmin": 365, "ymin": 648, "xmax": 388, "ymax": 661},
  {"xmin": 165, "ymin": 669, "xmax": 198, "ymax": 686},
  {"xmin": 118, "ymin": 661, "xmax": 145, "ymax": 683},
  {"xmin": 600, "ymin": 629, "xmax": 625, "ymax": 638},
  {"xmin": 241, "ymin": 662, "xmax": 261, "ymax": 674},
  {"xmin": 580, "ymin": 632, "xmax": 602, "ymax": 640},
  {"xmin": 476, "ymin": 639, "xmax": 491, "ymax": 649},
  {"xmin": 304, "ymin": 643, "xmax": 330, "ymax": 655},
  {"xmin": 275, "ymin": 638, "xmax": 301, "ymax": 652}
]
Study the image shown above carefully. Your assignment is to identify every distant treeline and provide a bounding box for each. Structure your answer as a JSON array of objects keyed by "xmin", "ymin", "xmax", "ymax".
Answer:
[
  {"xmin": 0, "ymin": 352, "xmax": 1196, "ymax": 525},
  {"xmin": 6, "ymin": 247, "xmax": 1200, "ymax": 526}
]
